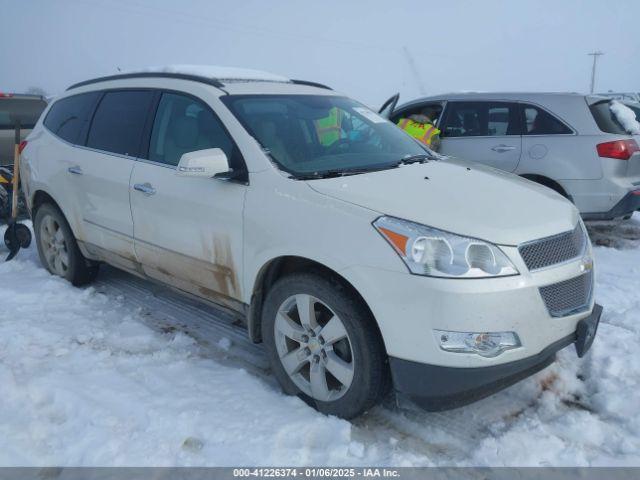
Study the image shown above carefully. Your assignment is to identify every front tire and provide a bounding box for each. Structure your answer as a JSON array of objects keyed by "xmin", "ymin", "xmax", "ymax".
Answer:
[
  {"xmin": 262, "ymin": 273, "xmax": 388, "ymax": 419},
  {"xmin": 34, "ymin": 203, "xmax": 98, "ymax": 286}
]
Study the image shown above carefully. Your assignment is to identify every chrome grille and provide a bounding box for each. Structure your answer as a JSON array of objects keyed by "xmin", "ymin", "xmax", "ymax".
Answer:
[
  {"xmin": 519, "ymin": 223, "xmax": 586, "ymax": 271},
  {"xmin": 539, "ymin": 271, "xmax": 593, "ymax": 317}
]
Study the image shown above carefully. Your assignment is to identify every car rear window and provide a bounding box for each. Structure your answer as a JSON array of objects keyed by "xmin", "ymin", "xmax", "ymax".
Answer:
[
  {"xmin": 589, "ymin": 100, "xmax": 627, "ymax": 134},
  {"xmin": 44, "ymin": 92, "xmax": 100, "ymax": 144},
  {"xmin": 86, "ymin": 90, "xmax": 154, "ymax": 157}
]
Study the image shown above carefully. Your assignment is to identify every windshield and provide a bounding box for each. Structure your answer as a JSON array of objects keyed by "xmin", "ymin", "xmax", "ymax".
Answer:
[{"xmin": 222, "ymin": 95, "xmax": 428, "ymax": 177}]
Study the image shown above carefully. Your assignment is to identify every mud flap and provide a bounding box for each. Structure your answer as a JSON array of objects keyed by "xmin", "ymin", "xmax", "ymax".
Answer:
[{"xmin": 575, "ymin": 303, "xmax": 603, "ymax": 358}]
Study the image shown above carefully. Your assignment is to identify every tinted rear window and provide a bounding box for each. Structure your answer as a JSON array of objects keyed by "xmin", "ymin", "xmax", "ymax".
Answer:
[
  {"xmin": 44, "ymin": 93, "xmax": 99, "ymax": 143},
  {"xmin": 87, "ymin": 90, "xmax": 154, "ymax": 156},
  {"xmin": 628, "ymin": 104, "xmax": 640, "ymax": 121},
  {"xmin": 522, "ymin": 104, "xmax": 572, "ymax": 135},
  {"xmin": 589, "ymin": 100, "xmax": 627, "ymax": 134}
]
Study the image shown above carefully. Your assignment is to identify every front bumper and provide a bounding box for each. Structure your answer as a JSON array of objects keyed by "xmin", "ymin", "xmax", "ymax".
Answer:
[
  {"xmin": 390, "ymin": 304, "xmax": 602, "ymax": 411},
  {"xmin": 582, "ymin": 190, "xmax": 640, "ymax": 220},
  {"xmin": 340, "ymin": 246, "xmax": 595, "ymax": 368}
]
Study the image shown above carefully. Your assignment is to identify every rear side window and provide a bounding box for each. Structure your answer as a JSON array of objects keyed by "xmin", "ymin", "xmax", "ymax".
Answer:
[
  {"xmin": 589, "ymin": 100, "xmax": 627, "ymax": 134},
  {"xmin": 522, "ymin": 105, "xmax": 572, "ymax": 135},
  {"xmin": 87, "ymin": 90, "xmax": 154, "ymax": 156},
  {"xmin": 44, "ymin": 93, "xmax": 99, "ymax": 144},
  {"xmin": 441, "ymin": 102, "xmax": 521, "ymax": 137}
]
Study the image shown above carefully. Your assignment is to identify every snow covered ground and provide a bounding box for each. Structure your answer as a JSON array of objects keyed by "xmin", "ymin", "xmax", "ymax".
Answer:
[{"xmin": 0, "ymin": 216, "xmax": 639, "ymax": 466}]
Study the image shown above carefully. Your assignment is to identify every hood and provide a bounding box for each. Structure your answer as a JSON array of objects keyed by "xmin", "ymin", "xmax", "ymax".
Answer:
[{"xmin": 306, "ymin": 159, "xmax": 579, "ymax": 246}]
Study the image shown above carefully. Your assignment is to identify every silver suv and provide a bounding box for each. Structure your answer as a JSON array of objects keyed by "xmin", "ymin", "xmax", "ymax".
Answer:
[{"xmin": 381, "ymin": 92, "xmax": 640, "ymax": 220}]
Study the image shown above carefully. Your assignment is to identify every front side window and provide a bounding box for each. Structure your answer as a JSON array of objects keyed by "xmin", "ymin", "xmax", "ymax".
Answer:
[
  {"xmin": 222, "ymin": 95, "xmax": 427, "ymax": 176},
  {"xmin": 390, "ymin": 102, "xmax": 444, "ymax": 126},
  {"xmin": 522, "ymin": 105, "xmax": 572, "ymax": 135},
  {"xmin": 87, "ymin": 90, "xmax": 154, "ymax": 156},
  {"xmin": 148, "ymin": 93, "xmax": 237, "ymax": 167},
  {"xmin": 441, "ymin": 102, "xmax": 520, "ymax": 137},
  {"xmin": 43, "ymin": 92, "xmax": 100, "ymax": 144}
]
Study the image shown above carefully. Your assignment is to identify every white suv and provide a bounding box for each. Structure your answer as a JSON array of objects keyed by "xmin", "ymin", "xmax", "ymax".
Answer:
[{"xmin": 21, "ymin": 67, "xmax": 602, "ymax": 418}]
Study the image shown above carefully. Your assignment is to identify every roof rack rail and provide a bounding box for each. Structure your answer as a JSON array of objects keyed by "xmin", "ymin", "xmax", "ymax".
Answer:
[
  {"xmin": 67, "ymin": 72, "xmax": 225, "ymax": 91},
  {"xmin": 290, "ymin": 79, "xmax": 332, "ymax": 90}
]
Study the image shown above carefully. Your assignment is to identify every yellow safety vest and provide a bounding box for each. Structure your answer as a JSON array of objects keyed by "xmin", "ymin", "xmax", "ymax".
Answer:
[
  {"xmin": 315, "ymin": 107, "xmax": 342, "ymax": 146},
  {"xmin": 397, "ymin": 118, "xmax": 440, "ymax": 147}
]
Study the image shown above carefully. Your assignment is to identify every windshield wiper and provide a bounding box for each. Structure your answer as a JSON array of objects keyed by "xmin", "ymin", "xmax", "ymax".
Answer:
[
  {"xmin": 398, "ymin": 153, "xmax": 431, "ymax": 165},
  {"xmin": 293, "ymin": 164, "xmax": 400, "ymax": 180}
]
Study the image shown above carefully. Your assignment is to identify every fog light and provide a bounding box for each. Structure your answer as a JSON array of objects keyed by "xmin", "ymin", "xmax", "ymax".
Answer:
[{"xmin": 434, "ymin": 330, "xmax": 521, "ymax": 358}]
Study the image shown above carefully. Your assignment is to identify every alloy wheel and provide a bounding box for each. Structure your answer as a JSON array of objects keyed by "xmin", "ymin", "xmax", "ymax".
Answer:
[
  {"xmin": 39, "ymin": 214, "xmax": 69, "ymax": 276},
  {"xmin": 274, "ymin": 294, "xmax": 355, "ymax": 402}
]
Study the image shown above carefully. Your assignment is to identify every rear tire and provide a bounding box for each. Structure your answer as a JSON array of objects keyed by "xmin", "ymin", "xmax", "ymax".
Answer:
[
  {"xmin": 262, "ymin": 273, "xmax": 388, "ymax": 419},
  {"xmin": 34, "ymin": 203, "xmax": 98, "ymax": 286}
]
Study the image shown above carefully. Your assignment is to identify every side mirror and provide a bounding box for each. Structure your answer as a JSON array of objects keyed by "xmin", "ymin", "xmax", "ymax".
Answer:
[{"xmin": 176, "ymin": 148, "xmax": 230, "ymax": 178}]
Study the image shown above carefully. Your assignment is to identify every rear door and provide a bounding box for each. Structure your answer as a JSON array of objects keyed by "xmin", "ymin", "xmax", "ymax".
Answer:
[
  {"xmin": 439, "ymin": 101, "xmax": 522, "ymax": 171},
  {"xmin": 77, "ymin": 89, "xmax": 155, "ymax": 270},
  {"xmin": 40, "ymin": 91, "xmax": 101, "ymax": 240},
  {"xmin": 130, "ymin": 91, "xmax": 247, "ymax": 311}
]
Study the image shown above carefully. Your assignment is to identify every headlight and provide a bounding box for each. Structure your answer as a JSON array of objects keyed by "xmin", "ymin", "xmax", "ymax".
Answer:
[{"xmin": 373, "ymin": 216, "xmax": 518, "ymax": 278}]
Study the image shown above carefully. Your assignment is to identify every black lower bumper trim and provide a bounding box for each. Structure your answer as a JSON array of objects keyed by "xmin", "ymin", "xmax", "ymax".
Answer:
[
  {"xmin": 390, "ymin": 304, "xmax": 603, "ymax": 412},
  {"xmin": 582, "ymin": 190, "xmax": 640, "ymax": 220}
]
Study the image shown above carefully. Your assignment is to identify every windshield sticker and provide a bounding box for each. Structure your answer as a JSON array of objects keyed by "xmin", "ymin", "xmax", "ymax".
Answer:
[{"xmin": 353, "ymin": 107, "xmax": 387, "ymax": 124}]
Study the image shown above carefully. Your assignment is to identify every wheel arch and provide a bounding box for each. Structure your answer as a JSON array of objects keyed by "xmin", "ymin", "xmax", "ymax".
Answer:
[
  {"xmin": 247, "ymin": 255, "xmax": 384, "ymax": 350},
  {"xmin": 31, "ymin": 189, "xmax": 62, "ymax": 216},
  {"xmin": 519, "ymin": 174, "xmax": 573, "ymax": 201},
  {"xmin": 30, "ymin": 189, "xmax": 87, "ymax": 253}
]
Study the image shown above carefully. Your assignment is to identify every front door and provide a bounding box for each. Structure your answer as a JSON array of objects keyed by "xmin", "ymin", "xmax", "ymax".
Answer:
[
  {"xmin": 439, "ymin": 101, "xmax": 522, "ymax": 172},
  {"xmin": 130, "ymin": 91, "xmax": 247, "ymax": 310}
]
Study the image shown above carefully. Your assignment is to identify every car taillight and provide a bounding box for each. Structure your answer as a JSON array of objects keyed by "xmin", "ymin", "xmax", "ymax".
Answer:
[
  {"xmin": 18, "ymin": 141, "xmax": 28, "ymax": 154},
  {"xmin": 0, "ymin": 92, "xmax": 14, "ymax": 98},
  {"xmin": 596, "ymin": 139, "xmax": 640, "ymax": 160}
]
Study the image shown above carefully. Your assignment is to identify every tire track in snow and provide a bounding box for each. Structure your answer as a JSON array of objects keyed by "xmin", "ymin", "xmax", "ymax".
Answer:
[{"xmin": 93, "ymin": 265, "xmax": 559, "ymax": 463}]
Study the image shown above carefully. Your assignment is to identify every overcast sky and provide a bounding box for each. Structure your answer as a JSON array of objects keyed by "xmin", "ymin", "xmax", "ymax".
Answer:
[{"xmin": 1, "ymin": 0, "xmax": 638, "ymax": 106}]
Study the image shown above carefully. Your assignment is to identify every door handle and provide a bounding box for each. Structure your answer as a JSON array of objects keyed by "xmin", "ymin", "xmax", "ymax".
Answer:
[
  {"xmin": 133, "ymin": 182, "xmax": 156, "ymax": 196},
  {"xmin": 491, "ymin": 144, "xmax": 516, "ymax": 153},
  {"xmin": 67, "ymin": 166, "xmax": 83, "ymax": 175}
]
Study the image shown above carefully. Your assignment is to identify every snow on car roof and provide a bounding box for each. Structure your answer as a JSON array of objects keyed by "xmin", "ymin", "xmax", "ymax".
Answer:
[{"xmin": 139, "ymin": 64, "xmax": 290, "ymax": 83}]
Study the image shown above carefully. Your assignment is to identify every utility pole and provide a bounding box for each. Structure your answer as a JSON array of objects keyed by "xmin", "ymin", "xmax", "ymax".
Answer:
[{"xmin": 588, "ymin": 51, "xmax": 604, "ymax": 94}]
